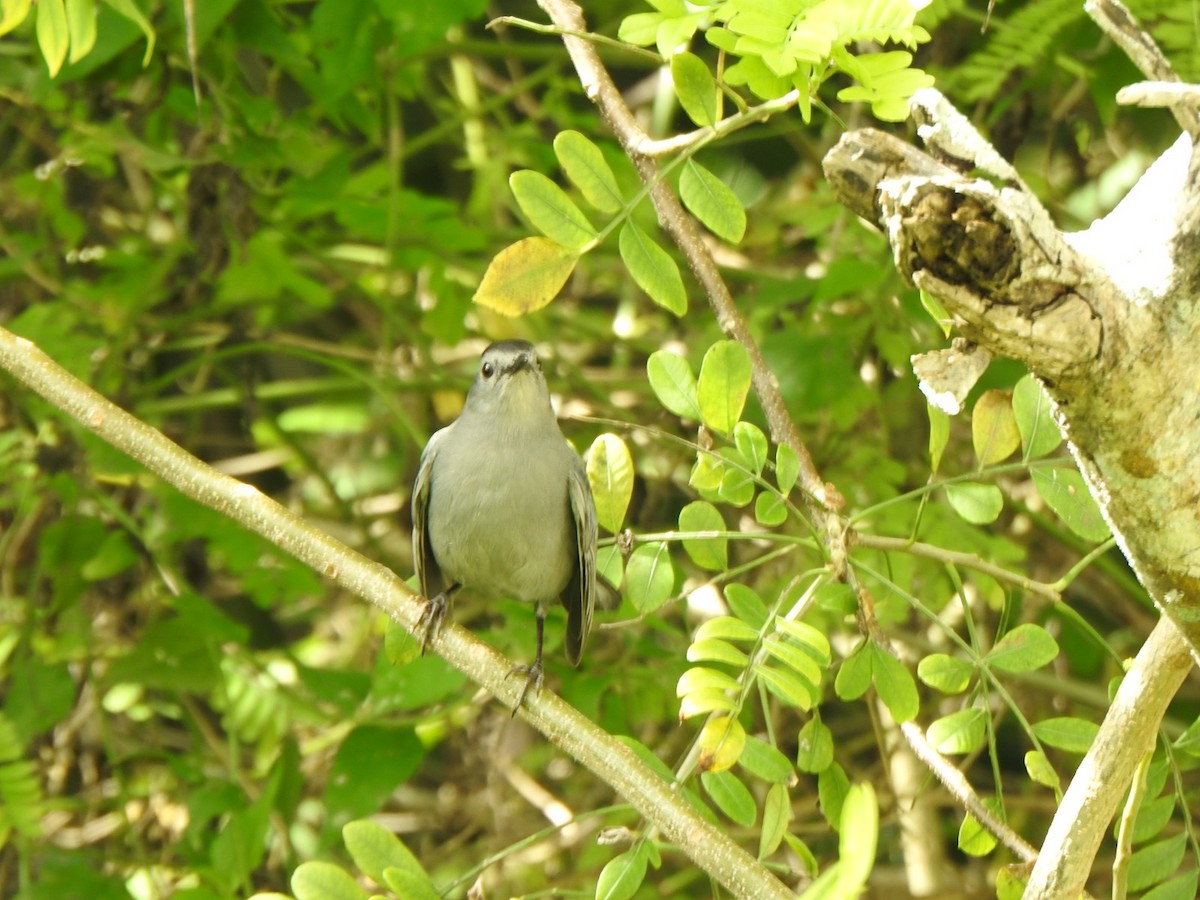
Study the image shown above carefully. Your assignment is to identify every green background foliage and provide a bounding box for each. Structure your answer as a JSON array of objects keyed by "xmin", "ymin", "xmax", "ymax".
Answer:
[{"xmin": 1, "ymin": 0, "xmax": 1198, "ymax": 898}]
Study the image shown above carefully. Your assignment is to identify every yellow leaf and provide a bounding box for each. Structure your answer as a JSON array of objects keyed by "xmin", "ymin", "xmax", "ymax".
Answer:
[{"xmin": 473, "ymin": 237, "xmax": 578, "ymax": 316}]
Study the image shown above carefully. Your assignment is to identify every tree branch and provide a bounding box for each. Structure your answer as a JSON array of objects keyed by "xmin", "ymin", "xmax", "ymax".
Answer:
[{"xmin": 0, "ymin": 324, "xmax": 795, "ymax": 900}]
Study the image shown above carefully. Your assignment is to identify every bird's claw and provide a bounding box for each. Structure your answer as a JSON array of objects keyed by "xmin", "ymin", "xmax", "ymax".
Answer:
[
  {"xmin": 507, "ymin": 660, "xmax": 544, "ymax": 714},
  {"xmin": 417, "ymin": 593, "xmax": 448, "ymax": 654}
]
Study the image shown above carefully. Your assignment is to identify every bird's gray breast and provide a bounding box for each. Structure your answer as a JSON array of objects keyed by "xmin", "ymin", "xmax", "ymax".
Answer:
[{"xmin": 426, "ymin": 425, "xmax": 575, "ymax": 603}]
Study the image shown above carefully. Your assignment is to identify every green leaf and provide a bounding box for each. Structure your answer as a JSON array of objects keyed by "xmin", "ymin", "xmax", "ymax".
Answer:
[
  {"xmin": 694, "ymin": 615, "xmax": 759, "ymax": 644},
  {"xmin": 381, "ymin": 868, "xmax": 440, "ymax": 900},
  {"xmin": 733, "ymin": 422, "xmax": 767, "ymax": 475},
  {"xmin": 697, "ymin": 340, "xmax": 752, "ymax": 435},
  {"xmin": 774, "ymin": 619, "xmax": 831, "ymax": 666},
  {"xmin": 760, "ymin": 783, "xmax": 791, "ymax": 858},
  {"xmin": 325, "ymin": 726, "xmax": 425, "ymax": 821},
  {"xmin": 836, "ymin": 784, "xmax": 878, "ymax": 888},
  {"xmin": 0, "ymin": 0, "xmax": 32, "ymax": 36},
  {"xmin": 619, "ymin": 222, "xmax": 687, "ymax": 314},
  {"xmin": 762, "ymin": 638, "xmax": 821, "ymax": 688},
  {"xmin": 1130, "ymin": 795, "xmax": 1176, "ymax": 844},
  {"xmin": 1024, "ymin": 750, "xmax": 1059, "ymax": 790},
  {"xmin": 920, "ymin": 288, "xmax": 952, "ymax": 337},
  {"xmin": 36, "ymin": 0, "xmax": 68, "ymax": 76},
  {"xmin": 754, "ymin": 491, "xmax": 787, "ymax": 526},
  {"xmin": 292, "ymin": 861, "xmax": 369, "ymax": 900},
  {"xmin": 917, "ymin": 654, "xmax": 974, "ymax": 694},
  {"xmin": 872, "ymin": 648, "xmax": 919, "ymax": 723},
  {"xmin": 587, "ymin": 433, "xmax": 634, "ymax": 533},
  {"xmin": 596, "ymin": 845, "xmax": 649, "ymax": 900},
  {"xmin": 625, "ymin": 542, "xmax": 675, "ymax": 614},
  {"xmin": 509, "ymin": 170, "xmax": 596, "ymax": 251},
  {"xmin": 738, "ymin": 735, "xmax": 794, "ymax": 784},
  {"xmin": 1013, "ymin": 374, "xmax": 1062, "ymax": 458},
  {"xmin": 724, "ymin": 583, "xmax": 768, "ymax": 628},
  {"xmin": 679, "ymin": 688, "xmax": 737, "ymax": 718},
  {"xmin": 928, "ymin": 403, "xmax": 949, "ymax": 473},
  {"xmin": 99, "ymin": 0, "xmax": 154, "ymax": 64},
  {"xmin": 65, "ymin": 0, "xmax": 96, "ymax": 63},
  {"xmin": 959, "ymin": 803, "xmax": 999, "ymax": 857},
  {"xmin": 553, "ymin": 131, "xmax": 622, "ymax": 213},
  {"xmin": 687, "ymin": 638, "xmax": 747, "ymax": 667},
  {"xmin": 700, "ymin": 770, "xmax": 757, "ymax": 826},
  {"xmin": 647, "ymin": 350, "xmax": 701, "ymax": 420},
  {"xmin": 796, "ymin": 718, "xmax": 833, "ymax": 774},
  {"xmin": 680, "ymin": 160, "xmax": 746, "ymax": 243},
  {"xmin": 342, "ymin": 820, "xmax": 430, "ymax": 890},
  {"xmin": 972, "ymin": 389, "xmax": 1020, "ymax": 467},
  {"xmin": 754, "ymin": 662, "xmax": 815, "ymax": 709},
  {"xmin": 1032, "ymin": 467, "xmax": 1110, "ymax": 542},
  {"xmin": 775, "ymin": 443, "xmax": 799, "ymax": 493},
  {"xmin": 679, "ymin": 500, "xmax": 727, "ymax": 570},
  {"xmin": 986, "ymin": 623, "xmax": 1059, "ymax": 674},
  {"xmin": 1031, "ymin": 716, "xmax": 1098, "ymax": 753},
  {"xmin": 473, "ymin": 237, "xmax": 578, "ymax": 315},
  {"xmin": 817, "ymin": 762, "xmax": 850, "ymax": 829},
  {"xmin": 1140, "ymin": 869, "xmax": 1198, "ymax": 900},
  {"xmin": 677, "ymin": 666, "xmax": 740, "ymax": 697},
  {"xmin": 671, "ymin": 51, "xmax": 718, "ymax": 126},
  {"xmin": 944, "ymin": 481, "xmax": 1003, "ymax": 524},
  {"xmin": 834, "ymin": 644, "xmax": 872, "ymax": 701},
  {"xmin": 1128, "ymin": 834, "xmax": 1188, "ymax": 894},
  {"xmin": 927, "ymin": 707, "xmax": 987, "ymax": 755}
]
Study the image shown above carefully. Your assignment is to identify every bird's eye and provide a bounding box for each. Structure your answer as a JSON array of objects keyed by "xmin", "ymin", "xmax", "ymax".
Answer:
[{"xmin": 481, "ymin": 362, "xmax": 494, "ymax": 379}]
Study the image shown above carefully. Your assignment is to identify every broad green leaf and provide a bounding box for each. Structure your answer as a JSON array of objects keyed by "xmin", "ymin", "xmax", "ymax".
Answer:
[
  {"xmin": 617, "ymin": 11, "xmax": 660, "ymax": 45},
  {"xmin": 677, "ymin": 666, "xmax": 740, "ymax": 697},
  {"xmin": 647, "ymin": 350, "xmax": 701, "ymax": 420},
  {"xmin": 760, "ymin": 783, "xmax": 791, "ymax": 858},
  {"xmin": 817, "ymin": 762, "xmax": 850, "ymax": 829},
  {"xmin": 1032, "ymin": 467, "xmax": 1110, "ymax": 542},
  {"xmin": 716, "ymin": 449, "xmax": 756, "ymax": 507},
  {"xmin": 959, "ymin": 805, "xmax": 999, "ymax": 857},
  {"xmin": 1024, "ymin": 750, "xmax": 1059, "ymax": 789},
  {"xmin": 733, "ymin": 422, "xmax": 767, "ymax": 475},
  {"xmin": 596, "ymin": 845, "xmax": 648, "ymax": 900},
  {"xmin": 597, "ymin": 545, "xmax": 624, "ymax": 596},
  {"xmin": 774, "ymin": 618, "xmax": 831, "ymax": 666},
  {"xmin": 762, "ymin": 638, "xmax": 821, "ymax": 688},
  {"xmin": 1013, "ymin": 374, "xmax": 1062, "ymax": 458},
  {"xmin": 986, "ymin": 623, "xmax": 1059, "ymax": 674},
  {"xmin": 292, "ymin": 861, "xmax": 369, "ymax": 900},
  {"xmin": 679, "ymin": 687, "xmax": 737, "ymax": 718},
  {"xmin": 671, "ymin": 51, "xmax": 718, "ymax": 126},
  {"xmin": 553, "ymin": 131, "xmax": 622, "ymax": 213},
  {"xmin": 619, "ymin": 222, "xmax": 687, "ymax": 314},
  {"xmin": 1130, "ymin": 795, "xmax": 1174, "ymax": 844},
  {"xmin": 100, "ymin": 0, "xmax": 154, "ymax": 64},
  {"xmin": 343, "ymin": 822, "xmax": 434, "ymax": 898},
  {"xmin": 836, "ymin": 784, "xmax": 878, "ymax": 888},
  {"xmin": 36, "ymin": 0, "xmax": 68, "ymax": 76},
  {"xmin": 65, "ymin": 0, "xmax": 95, "ymax": 63},
  {"xmin": 927, "ymin": 707, "xmax": 987, "ymax": 755},
  {"xmin": 473, "ymin": 237, "xmax": 577, "ymax": 315},
  {"xmin": 972, "ymin": 389, "xmax": 1020, "ymax": 467},
  {"xmin": 693, "ymin": 615, "xmax": 759, "ymax": 644},
  {"xmin": 944, "ymin": 481, "xmax": 1003, "ymax": 524},
  {"xmin": 917, "ymin": 653, "xmax": 974, "ymax": 694},
  {"xmin": 796, "ymin": 718, "xmax": 833, "ymax": 774},
  {"xmin": 701, "ymin": 770, "xmax": 757, "ymax": 826},
  {"xmin": 690, "ymin": 451, "xmax": 724, "ymax": 492},
  {"xmin": 696, "ymin": 715, "xmax": 746, "ymax": 773},
  {"xmin": 697, "ymin": 340, "xmax": 752, "ymax": 435},
  {"xmin": 872, "ymin": 648, "xmax": 919, "ymax": 723},
  {"xmin": 1031, "ymin": 716, "xmax": 1098, "ymax": 753},
  {"xmin": 1140, "ymin": 868, "xmax": 1198, "ymax": 900},
  {"xmin": 680, "ymin": 160, "xmax": 746, "ymax": 243},
  {"xmin": 834, "ymin": 644, "xmax": 871, "ymax": 701},
  {"xmin": 1128, "ymin": 834, "xmax": 1188, "ymax": 894},
  {"xmin": 754, "ymin": 662, "xmax": 815, "ymax": 709},
  {"xmin": 625, "ymin": 542, "xmax": 674, "ymax": 614},
  {"xmin": 724, "ymin": 583, "xmax": 768, "ymax": 628},
  {"xmin": 928, "ymin": 403, "xmax": 949, "ymax": 473},
  {"xmin": 587, "ymin": 433, "xmax": 634, "ymax": 533},
  {"xmin": 325, "ymin": 727, "xmax": 424, "ymax": 821},
  {"xmin": 754, "ymin": 491, "xmax": 787, "ymax": 526},
  {"xmin": 509, "ymin": 170, "xmax": 596, "ymax": 251},
  {"xmin": 738, "ymin": 735, "xmax": 794, "ymax": 784},
  {"xmin": 687, "ymin": 638, "xmax": 747, "ymax": 667},
  {"xmin": 0, "ymin": 0, "xmax": 31, "ymax": 36},
  {"xmin": 776, "ymin": 443, "xmax": 799, "ymax": 493},
  {"xmin": 382, "ymin": 869, "xmax": 440, "ymax": 900},
  {"xmin": 679, "ymin": 500, "xmax": 727, "ymax": 570}
]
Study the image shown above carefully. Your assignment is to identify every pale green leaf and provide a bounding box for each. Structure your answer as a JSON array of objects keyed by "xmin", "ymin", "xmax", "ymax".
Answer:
[
  {"xmin": 987, "ymin": 623, "xmax": 1059, "ymax": 674},
  {"xmin": 872, "ymin": 648, "xmax": 919, "ymax": 723},
  {"xmin": 679, "ymin": 500, "xmax": 727, "ymax": 571},
  {"xmin": 671, "ymin": 51, "xmax": 718, "ymax": 126},
  {"xmin": 796, "ymin": 718, "xmax": 833, "ymax": 774},
  {"xmin": 625, "ymin": 542, "xmax": 674, "ymax": 614},
  {"xmin": 1013, "ymin": 374, "xmax": 1062, "ymax": 458},
  {"xmin": 100, "ymin": 0, "xmax": 154, "ymax": 64},
  {"xmin": 587, "ymin": 433, "xmax": 634, "ymax": 533},
  {"xmin": 291, "ymin": 861, "xmax": 369, "ymax": 900},
  {"xmin": 1141, "ymin": 870, "xmax": 1198, "ymax": 900},
  {"xmin": 972, "ymin": 389, "xmax": 1020, "ymax": 467},
  {"xmin": 754, "ymin": 662, "xmax": 815, "ymax": 709},
  {"xmin": 759, "ymin": 783, "xmax": 791, "ymax": 858},
  {"xmin": 1024, "ymin": 750, "xmax": 1059, "ymax": 790},
  {"xmin": 509, "ymin": 170, "xmax": 596, "ymax": 251},
  {"xmin": 647, "ymin": 350, "xmax": 701, "ymax": 420},
  {"xmin": 917, "ymin": 653, "xmax": 974, "ymax": 694},
  {"xmin": 775, "ymin": 443, "xmax": 799, "ymax": 493},
  {"xmin": 1032, "ymin": 716, "xmax": 1098, "ymax": 753},
  {"xmin": 473, "ymin": 237, "xmax": 577, "ymax": 315},
  {"xmin": 553, "ymin": 130, "xmax": 622, "ymax": 213},
  {"xmin": 959, "ymin": 805, "xmax": 999, "ymax": 857},
  {"xmin": 944, "ymin": 481, "xmax": 1003, "ymax": 524},
  {"xmin": 927, "ymin": 707, "xmax": 987, "ymax": 755},
  {"xmin": 928, "ymin": 403, "xmax": 949, "ymax": 472},
  {"xmin": 1128, "ymin": 834, "xmax": 1188, "ymax": 894},
  {"xmin": 693, "ymin": 616, "xmax": 759, "ymax": 644},
  {"xmin": 619, "ymin": 222, "xmax": 687, "ymax": 314},
  {"xmin": 596, "ymin": 846, "xmax": 648, "ymax": 900},
  {"xmin": 700, "ymin": 769, "xmax": 757, "ymax": 826},
  {"xmin": 738, "ymin": 734, "xmax": 794, "ymax": 784},
  {"xmin": 753, "ymin": 491, "xmax": 787, "ymax": 526},
  {"xmin": 687, "ymin": 638, "xmax": 748, "ymax": 667},
  {"xmin": 724, "ymin": 583, "xmax": 768, "ymax": 628},
  {"xmin": 733, "ymin": 422, "xmax": 767, "ymax": 475},
  {"xmin": 36, "ymin": 0, "xmax": 68, "ymax": 76},
  {"xmin": 65, "ymin": 0, "xmax": 95, "ymax": 63},
  {"xmin": 697, "ymin": 340, "xmax": 752, "ymax": 435},
  {"xmin": 0, "ymin": 0, "xmax": 32, "ymax": 37},
  {"xmin": 680, "ymin": 159, "xmax": 746, "ymax": 243},
  {"xmin": 677, "ymin": 666, "xmax": 740, "ymax": 697},
  {"xmin": 773, "ymin": 618, "xmax": 831, "ymax": 666},
  {"xmin": 1032, "ymin": 467, "xmax": 1110, "ymax": 542}
]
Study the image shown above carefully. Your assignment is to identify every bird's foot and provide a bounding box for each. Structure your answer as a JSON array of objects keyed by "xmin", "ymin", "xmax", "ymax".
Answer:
[
  {"xmin": 417, "ymin": 592, "xmax": 449, "ymax": 654},
  {"xmin": 507, "ymin": 659, "xmax": 544, "ymax": 714}
]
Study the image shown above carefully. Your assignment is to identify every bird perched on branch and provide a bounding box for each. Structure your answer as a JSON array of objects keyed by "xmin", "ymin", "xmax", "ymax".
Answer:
[{"xmin": 411, "ymin": 340, "xmax": 600, "ymax": 710}]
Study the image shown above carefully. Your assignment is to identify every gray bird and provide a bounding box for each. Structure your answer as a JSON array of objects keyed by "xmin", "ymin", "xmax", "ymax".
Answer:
[{"xmin": 411, "ymin": 340, "xmax": 598, "ymax": 709}]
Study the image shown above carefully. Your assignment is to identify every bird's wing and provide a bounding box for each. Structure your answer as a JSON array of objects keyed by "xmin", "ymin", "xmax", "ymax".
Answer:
[
  {"xmin": 412, "ymin": 426, "xmax": 450, "ymax": 599},
  {"xmin": 563, "ymin": 453, "xmax": 597, "ymax": 666}
]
